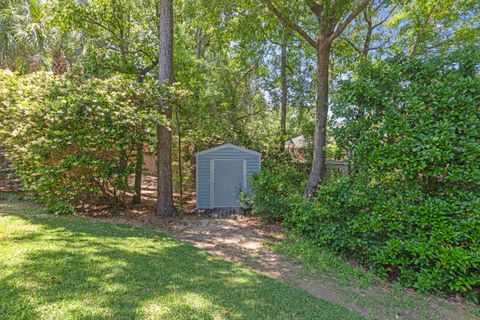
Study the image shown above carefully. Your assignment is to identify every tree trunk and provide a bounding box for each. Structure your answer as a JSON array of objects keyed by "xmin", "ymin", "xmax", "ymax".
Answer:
[
  {"xmin": 133, "ymin": 75, "xmax": 146, "ymax": 205},
  {"xmin": 156, "ymin": 0, "xmax": 176, "ymax": 216},
  {"xmin": 279, "ymin": 40, "xmax": 287, "ymax": 153},
  {"xmin": 196, "ymin": 28, "xmax": 202, "ymax": 59},
  {"xmin": 362, "ymin": 20, "xmax": 372, "ymax": 56},
  {"xmin": 175, "ymin": 104, "xmax": 183, "ymax": 212},
  {"xmin": 304, "ymin": 41, "xmax": 331, "ymax": 198},
  {"xmin": 132, "ymin": 140, "xmax": 143, "ymax": 204},
  {"xmin": 52, "ymin": 51, "xmax": 69, "ymax": 75}
]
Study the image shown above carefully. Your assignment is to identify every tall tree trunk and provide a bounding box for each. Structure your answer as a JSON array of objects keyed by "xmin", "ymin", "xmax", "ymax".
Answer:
[
  {"xmin": 196, "ymin": 28, "xmax": 202, "ymax": 59},
  {"xmin": 262, "ymin": 0, "xmax": 369, "ymax": 197},
  {"xmin": 156, "ymin": 0, "xmax": 176, "ymax": 216},
  {"xmin": 132, "ymin": 139, "xmax": 143, "ymax": 204},
  {"xmin": 304, "ymin": 41, "xmax": 331, "ymax": 197},
  {"xmin": 175, "ymin": 105, "xmax": 183, "ymax": 212},
  {"xmin": 133, "ymin": 74, "xmax": 146, "ymax": 205},
  {"xmin": 279, "ymin": 40, "xmax": 287, "ymax": 153}
]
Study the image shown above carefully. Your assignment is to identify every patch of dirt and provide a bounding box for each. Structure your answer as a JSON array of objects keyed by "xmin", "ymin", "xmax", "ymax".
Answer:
[{"xmin": 168, "ymin": 216, "xmax": 372, "ymax": 316}]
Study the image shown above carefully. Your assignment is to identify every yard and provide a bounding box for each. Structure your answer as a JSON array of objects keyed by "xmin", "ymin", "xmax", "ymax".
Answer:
[
  {"xmin": 0, "ymin": 200, "xmax": 363, "ymax": 320},
  {"xmin": 1, "ymin": 0, "xmax": 479, "ymax": 319}
]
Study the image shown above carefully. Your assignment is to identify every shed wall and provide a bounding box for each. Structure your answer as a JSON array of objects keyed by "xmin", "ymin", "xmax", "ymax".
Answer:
[{"xmin": 196, "ymin": 146, "xmax": 260, "ymax": 209}]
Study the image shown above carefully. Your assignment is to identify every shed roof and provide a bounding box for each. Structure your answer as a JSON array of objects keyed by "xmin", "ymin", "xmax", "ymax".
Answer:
[{"xmin": 195, "ymin": 143, "xmax": 261, "ymax": 157}]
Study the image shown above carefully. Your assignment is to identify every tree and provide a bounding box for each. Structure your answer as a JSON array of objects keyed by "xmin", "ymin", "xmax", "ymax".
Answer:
[
  {"xmin": 266, "ymin": 29, "xmax": 293, "ymax": 153},
  {"xmin": 57, "ymin": 0, "xmax": 159, "ymax": 78},
  {"xmin": 262, "ymin": 0, "xmax": 369, "ymax": 197},
  {"xmin": 56, "ymin": 0, "xmax": 162, "ymax": 204},
  {"xmin": 391, "ymin": 0, "xmax": 479, "ymax": 57},
  {"xmin": 340, "ymin": 0, "xmax": 398, "ymax": 59},
  {"xmin": 279, "ymin": 35, "xmax": 288, "ymax": 152},
  {"xmin": 0, "ymin": 0, "xmax": 70, "ymax": 74},
  {"xmin": 156, "ymin": 0, "xmax": 175, "ymax": 216}
]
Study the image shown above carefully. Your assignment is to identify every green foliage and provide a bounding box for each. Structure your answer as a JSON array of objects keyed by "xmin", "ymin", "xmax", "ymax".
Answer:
[
  {"xmin": 389, "ymin": 0, "xmax": 479, "ymax": 56},
  {"xmin": 0, "ymin": 0, "xmax": 75, "ymax": 74},
  {"xmin": 53, "ymin": 0, "xmax": 158, "ymax": 78},
  {"xmin": 286, "ymin": 48, "xmax": 480, "ymax": 297},
  {"xmin": 0, "ymin": 70, "xmax": 164, "ymax": 213},
  {"xmin": 1, "ymin": 0, "xmax": 478, "ymax": 301},
  {"xmin": 246, "ymin": 161, "xmax": 305, "ymax": 221},
  {"xmin": 304, "ymin": 179, "xmax": 480, "ymax": 298},
  {"xmin": 270, "ymin": 235, "xmax": 480, "ymax": 319}
]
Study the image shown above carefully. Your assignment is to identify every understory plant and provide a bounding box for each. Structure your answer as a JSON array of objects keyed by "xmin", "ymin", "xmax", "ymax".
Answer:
[
  {"xmin": 0, "ymin": 70, "xmax": 165, "ymax": 213},
  {"xmin": 322, "ymin": 47, "xmax": 479, "ymax": 298},
  {"xmin": 246, "ymin": 160, "xmax": 305, "ymax": 221}
]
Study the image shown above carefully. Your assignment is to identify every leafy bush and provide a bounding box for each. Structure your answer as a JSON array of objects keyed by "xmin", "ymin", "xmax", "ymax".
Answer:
[
  {"xmin": 271, "ymin": 237, "xmax": 379, "ymax": 288},
  {"xmin": 288, "ymin": 48, "xmax": 480, "ymax": 298},
  {"xmin": 246, "ymin": 161, "xmax": 305, "ymax": 221},
  {"xmin": 300, "ymin": 180, "xmax": 480, "ymax": 299},
  {"xmin": 0, "ymin": 71, "xmax": 163, "ymax": 213}
]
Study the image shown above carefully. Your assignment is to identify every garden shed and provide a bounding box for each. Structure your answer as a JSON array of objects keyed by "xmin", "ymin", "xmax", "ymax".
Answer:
[{"xmin": 196, "ymin": 144, "xmax": 261, "ymax": 209}]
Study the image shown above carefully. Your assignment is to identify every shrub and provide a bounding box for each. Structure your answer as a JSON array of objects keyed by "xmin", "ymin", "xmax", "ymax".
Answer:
[
  {"xmin": 304, "ymin": 180, "xmax": 480, "ymax": 298},
  {"xmin": 0, "ymin": 71, "xmax": 164, "ymax": 213},
  {"xmin": 246, "ymin": 161, "xmax": 305, "ymax": 221},
  {"xmin": 291, "ymin": 47, "xmax": 480, "ymax": 298}
]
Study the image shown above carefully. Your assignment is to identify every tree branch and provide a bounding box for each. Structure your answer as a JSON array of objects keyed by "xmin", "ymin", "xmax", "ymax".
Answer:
[
  {"xmin": 139, "ymin": 59, "xmax": 159, "ymax": 79},
  {"xmin": 372, "ymin": 0, "xmax": 386, "ymax": 14},
  {"xmin": 262, "ymin": 0, "xmax": 317, "ymax": 48},
  {"xmin": 369, "ymin": 30, "xmax": 396, "ymax": 52},
  {"xmin": 285, "ymin": 63, "xmax": 294, "ymax": 74},
  {"xmin": 341, "ymin": 37, "xmax": 362, "ymax": 54},
  {"xmin": 372, "ymin": 2, "xmax": 398, "ymax": 29},
  {"xmin": 268, "ymin": 39, "xmax": 282, "ymax": 46},
  {"xmin": 106, "ymin": 46, "xmax": 156, "ymax": 64},
  {"xmin": 307, "ymin": 1, "xmax": 324, "ymax": 20},
  {"xmin": 329, "ymin": 0, "xmax": 370, "ymax": 42},
  {"xmin": 84, "ymin": 16, "xmax": 117, "ymax": 37},
  {"xmin": 410, "ymin": 11, "xmax": 433, "ymax": 57}
]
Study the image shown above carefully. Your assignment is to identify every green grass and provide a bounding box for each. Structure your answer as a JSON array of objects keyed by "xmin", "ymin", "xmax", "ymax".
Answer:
[
  {"xmin": 270, "ymin": 238, "xmax": 379, "ymax": 288},
  {"xmin": 0, "ymin": 192, "xmax": 28, "ymax": 202},
  {"xmin": 0, "ymin": 201, "xmax": 365, "ymax": 320}
]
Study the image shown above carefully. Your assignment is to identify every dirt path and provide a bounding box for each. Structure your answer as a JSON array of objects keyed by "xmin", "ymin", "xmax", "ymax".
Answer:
[
  {"xmin": 168, "ymin": 216, "xmax": 373, "ymax": 317},
  {"xmin": 107, "ymin": 212, "xmax": 475, "ymax": 320}
]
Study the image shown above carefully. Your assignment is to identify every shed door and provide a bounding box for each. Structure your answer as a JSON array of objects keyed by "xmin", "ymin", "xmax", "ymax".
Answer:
[{"xmin": 213, "ymin": 159, "xmax": 245, "ymax": 207}]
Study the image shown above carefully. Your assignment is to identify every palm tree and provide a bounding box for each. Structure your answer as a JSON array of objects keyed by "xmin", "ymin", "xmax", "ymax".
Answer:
[
  {"xmin": 48, "ymin": 32, "xmax": 71, "ymax": 75},
  {"xmin": 0, "ymin": 0, "xmax": 70, "ymax": 74}
]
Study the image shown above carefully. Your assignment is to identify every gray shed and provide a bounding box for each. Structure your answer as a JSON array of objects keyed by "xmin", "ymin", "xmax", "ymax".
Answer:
[{"xmin": 196, "ymin": 144, "xmax": 261, "ymax": 209}]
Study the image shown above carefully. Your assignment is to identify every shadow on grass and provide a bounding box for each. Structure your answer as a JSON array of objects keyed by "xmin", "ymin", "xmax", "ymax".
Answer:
[
  {"xmin": 0, "ymin": 277, "xmax": 39, "ymax": 319},
  {"xmin": 0, "ymin": 210, "xmax": 365, "ymax": 320}
]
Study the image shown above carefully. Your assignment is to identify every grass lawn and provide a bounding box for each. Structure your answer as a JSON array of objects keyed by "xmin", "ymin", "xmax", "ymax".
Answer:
[{"xmin": 0, "ymin": 200, "xmax": 365, "ymax": 320}]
